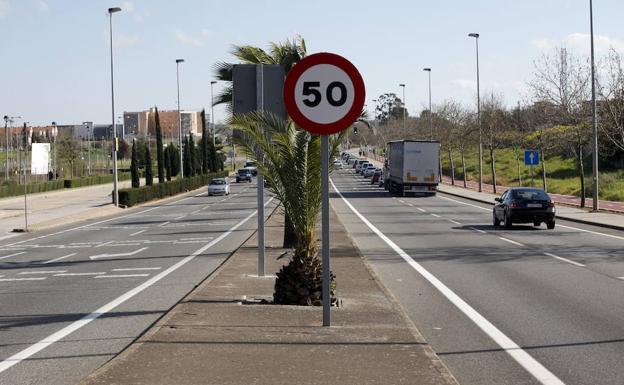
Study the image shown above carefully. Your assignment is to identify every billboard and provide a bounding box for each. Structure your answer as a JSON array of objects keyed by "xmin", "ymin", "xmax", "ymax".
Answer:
[{"xmin": 31, "ymin": 143, "xmax": 51, "ymax": 175}]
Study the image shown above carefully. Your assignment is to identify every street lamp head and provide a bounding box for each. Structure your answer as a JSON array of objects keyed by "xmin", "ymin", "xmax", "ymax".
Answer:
[
  {"xmin": 210, "ymin": 80, "xmax": 217, "ymax": 85},
  {"xmin": 176, "ymin": 59, "xmax": 185, "ymax": 64},
  {"xmin": 423, "ymin": 68, "xmax": 431, "ymax": 72},
  {"xmin": 108, "ymin": 7, "xmax": 121, "ymax": 13},
  {"xmin": 468, "ymin": 33, "xmax": 479, "ymax": 38},
  {"xmin": 3, "ymin": 116, "xmax": 7, "ymax": 122},
  {"xmin": 399, "ymin": 83, "xmax": 405, "ymax": 87}
]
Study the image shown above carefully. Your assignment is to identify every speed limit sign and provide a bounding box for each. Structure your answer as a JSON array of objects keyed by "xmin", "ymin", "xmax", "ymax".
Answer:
[{"xmin": 284, "ymin": 52, "xmax": 365, "ymax": 135}]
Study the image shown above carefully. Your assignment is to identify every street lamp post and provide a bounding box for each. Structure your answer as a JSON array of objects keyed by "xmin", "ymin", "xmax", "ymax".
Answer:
[
  {"xmin": 108, "ymin": 6, "xmax": 121, "ymax": 206},
  {"xmin": 3, "ymin": 116, "xmax": 8, "ymax": 181},
  {"xmin": 51, "ymin": 122, "xmax": 57, "ymax": 178},
  {"xmin": 589, "ymin": 0, "xmax": 599, "ymax": 211},
  {"xmin": 210, "ymin": 80, "xmax": 217, "ymax": 148},
  {"xmin": 468, "ymin": 32, "xmax": 483, "ymax": 193},
  {"xmin": 176, "ymin": 59, "xmax": 185, "ymax": 178},
  {"xmin": 399, "ymin": 84, "xmax": 406, "ymax": 131},
  {"xmin": 423, "ymin": 68, "xmax": 433, "ymax": 139}
]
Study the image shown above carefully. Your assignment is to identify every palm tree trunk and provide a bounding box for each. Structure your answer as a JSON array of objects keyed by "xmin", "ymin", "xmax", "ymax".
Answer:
[
  {"xmin": 283, "ymin": 213, "xmax": 297, "ymax": 249},
  {"xmin": 490, "ymin": 145, "xmax": 497, "ymax": 194},
  {"xmin": 578, "ymin": 144, "xmax": 585, "ymax": 208},
  {"xmin": 461, "ymin": 149, "xmax": 467, "ymax": 188}
]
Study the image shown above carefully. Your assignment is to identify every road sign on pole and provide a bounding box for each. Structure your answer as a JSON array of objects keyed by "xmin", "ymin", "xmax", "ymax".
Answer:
[
  {"xmin": 524, "ymin": 149, "xmax": 539, "ymax": 166},
  {"xmin": 284, "ymin": 52, "xmax": 365, "ymax": 326}
]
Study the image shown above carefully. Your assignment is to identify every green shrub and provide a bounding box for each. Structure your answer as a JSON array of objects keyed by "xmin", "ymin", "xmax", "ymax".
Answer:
[
  {"xmin": 117, "ymin": 171, "xmax": 228, "ymax": 207},
  {"xmin": 0, "ymin": 172, "xmax": 132, "ymax": 199}
]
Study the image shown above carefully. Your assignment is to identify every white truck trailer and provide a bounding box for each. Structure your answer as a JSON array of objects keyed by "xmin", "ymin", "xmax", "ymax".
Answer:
[{"xmin": 384, "ymin": 140, "xmax": 440, "ymax": 196}]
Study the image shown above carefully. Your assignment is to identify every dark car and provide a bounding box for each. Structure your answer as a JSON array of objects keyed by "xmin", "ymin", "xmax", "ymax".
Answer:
[
  {"xmin": 493, "ymin": 187, "xmax": 556, "ymax": 229},
  {"xmin": 236, "ymin": 169, "xmax": 252, "ymax": 183}
]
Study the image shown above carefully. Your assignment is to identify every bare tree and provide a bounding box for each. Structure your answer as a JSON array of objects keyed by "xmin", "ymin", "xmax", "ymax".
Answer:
[
  {"xmin": 437, "ymin": 100, "xmax": 472, "ymax": 186},
  {"xmin": 481, "ymin": 93, "xmax": 507, "ymax": 193},
  {"xmin": 598, "ymin": 48, "xmax": 624, "ymax": 151},
  {"xmin": 529, "ymin": 47, "xmax": 591, "ymax": 206},
  {"xmin": 57, "ymin": 134, "xmax": 81, "ymax": 179}
]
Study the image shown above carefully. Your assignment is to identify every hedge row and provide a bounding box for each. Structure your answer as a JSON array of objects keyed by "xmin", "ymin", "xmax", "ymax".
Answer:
[
  {"xmin": 0, "ymin": 173, "xmax": 131, "ymax": 199},
  {"xmin": 117, "ymin": 172, "xmax": 228, "ymax": 207}
]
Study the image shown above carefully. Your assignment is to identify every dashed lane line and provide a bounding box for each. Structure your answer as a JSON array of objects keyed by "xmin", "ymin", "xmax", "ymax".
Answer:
[
  {"xmin": 417, "ymin": 208, "xmax": 427, "ymax": 213},
  {"xmin": 42, "ymin": 253, "xmax": 77, "ymax": 264},
  {"xmin": 498, "ymin": 237, "xmax": 525, "ymax": 247},
  {"xmin": 0, "ymin": 277, "xmax": 46, "ymax": 282},
  {"xmin": 54, "ymin": 272, "xmax": 105, "ymax": 277},
  {"xmin": 129, "ymin": 229, "xmax": 147, "ymax": 237},
  {"xmin": 544, "ymin": 253, "xmax": 586, "ymax": 267},
  {"xmin": 447, "ymin": 219, "xmax": 462, "ymax": 225},
  {"xmin": 95, "ymin": 274, "xmax": 149, "ymax": 279},
  {"xmin": 431, "ymin": 213, "xmax": 441, "ymax": 218},
  {"xmin": 330, "ymin": 178, "xmax": 566, "ymax": 385},
  {"xmin": 0, "ymin": 251, "xmax": 26, "ymax": 260},
  {"xmin": 112, "ymin": 267, "xmax": 162, "ymax": 272},
  {"xmin": 18, "ymin": 271, "xmax": 66, "ymax": 275},
  {"xmin": 469, "ymin": 227, "xmax": 487, "ymax": 234}
]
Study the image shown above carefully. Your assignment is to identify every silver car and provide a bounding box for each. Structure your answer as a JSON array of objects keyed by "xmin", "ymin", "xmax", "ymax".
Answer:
[{"xmin": 208, "ymin": 178, "xmax": 230, "ymax": 196}]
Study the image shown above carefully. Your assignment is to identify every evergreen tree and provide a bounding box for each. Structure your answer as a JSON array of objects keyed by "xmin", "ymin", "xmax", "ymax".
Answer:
[
  {"xmin": 170, "ymin": 143, "xmax": 180, "ymax": 177},
  {"xmin": 208, "ymin": 132, "xmax": 218, "ymax": 172},
  {"xmin": 164, "ymin": 145, "xmax": 172, "ymax": 181},
  {"xmin": 189, "ymin": 133, "xmax": 196, "ymax": 176},
  {"xmin": 130, "ymin": 139, "xmax": 140, "ymax": 188},
  {"xmin": 155, "ymin": 107, "xmax": 165, "ymax": 183},
  {"xmin": 183, "ymin": 136, "xmax": 190, "ymax": 178},
  {"xmin": 145, "ymin": 142, "xmax": 153, "ymax": 186},
  {"xmin": 201, "ymin": 109, "xmax": 208, "ymax": 174}
]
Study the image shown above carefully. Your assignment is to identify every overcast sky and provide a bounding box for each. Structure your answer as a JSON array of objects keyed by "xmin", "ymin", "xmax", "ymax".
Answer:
[{"xmin": 1, "ymin": 0, "xmax": 623, "ymax": 126}]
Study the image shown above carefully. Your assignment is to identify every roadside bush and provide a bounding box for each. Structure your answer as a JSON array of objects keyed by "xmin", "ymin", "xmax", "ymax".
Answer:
[
  {"xmin": 0, "ymin": 173, "xmax": 132, "ymax": 199},
  {"xmin": 117, "ymin": 171, "xmax": 228, "ymax": 207}
]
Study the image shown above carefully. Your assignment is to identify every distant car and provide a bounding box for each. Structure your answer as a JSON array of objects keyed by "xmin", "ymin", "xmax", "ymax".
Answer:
[
  {"xmin": 236, "ymin": 169, "xmax": 252, "ymax": 183},
  {"xmin": 356, "ymin": 161, "xmax": 369, "ymax": 174},
  {"xmin": 363, "ymin": 165, "xmax": 376, "ymax": 177},
  {"xmin": 244, "ymin": 161, "xmax": 258, "ymax": 176},
  {"xmin": 208, "ymin": 178, "xmax": 230, "ymax": 196},
  {"xmin": 333, "ymin": 159, "xmax": 343, "ymax": 169},
  {"xmin": 493, "ymin": 187, "xmax": 556, "ymax": 229},
  {"xmin": 371, "ymin": 168, "xmax": 382, "ymax": 184}
]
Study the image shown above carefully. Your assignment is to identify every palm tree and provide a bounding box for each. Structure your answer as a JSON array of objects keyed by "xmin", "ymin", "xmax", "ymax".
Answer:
[
  {"xmin": 212, "ymin": 36, "xmax": 307, "ymax": 110},
  {"xmin": 231, "ymin": 111, "xmax": 345, "ymax": 305}
]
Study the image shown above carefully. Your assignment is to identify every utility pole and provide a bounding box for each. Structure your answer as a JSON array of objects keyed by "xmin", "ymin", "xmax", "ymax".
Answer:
[{"xmin": 590, "ymin": 0, "xmax": 599, "ymax": 211}]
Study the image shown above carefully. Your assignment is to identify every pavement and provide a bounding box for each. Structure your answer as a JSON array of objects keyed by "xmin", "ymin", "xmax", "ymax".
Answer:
[{"xmin": 78, "ymin": 206, "xmax": 458, "ymax": 385}]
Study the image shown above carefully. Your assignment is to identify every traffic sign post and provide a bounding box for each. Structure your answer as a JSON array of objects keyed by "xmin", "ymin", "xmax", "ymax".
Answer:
[
  {"xmin": 524, "ymin": 150, "xmax": 539, "ymax": 187},
  {"xmin": 284, "ymin": 52, "xmax": 365, "ymax": 326}
]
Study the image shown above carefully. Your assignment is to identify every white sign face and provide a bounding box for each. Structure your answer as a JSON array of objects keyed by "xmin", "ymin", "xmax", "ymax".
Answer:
[
  {"xmin": 31, "ymin": 143, "xmax": 51, "ymax": 175},
  {"xmin": 293, "ymin": 64, "xmax": 356, "ymax": 125}
]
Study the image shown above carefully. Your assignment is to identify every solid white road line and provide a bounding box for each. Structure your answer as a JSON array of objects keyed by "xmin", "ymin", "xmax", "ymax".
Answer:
[
  {"xmin": 0, "ymin": 196, "xmax": 275, "ymax": 374},
  {"xmin": 330, "ymin": 178, "xmax": 565, "ymax": 385},
  {"xmin": 0, "ymin": 251, "xmax": 25, "ymax": 260},
  {"xmin": 112, "ymin": 267, "xmax": 161, "ymax": 271},
  {"xmin": 0, "ymin": 277, "xmax": 46, "ymax": 282},
  {"xmin": 498, "ymin": 237, "xmax": 525, "ymax": 247},
  {"xmin": 129, "ymin": 229, "xmax": 147, "ymax": 237},
  {"xmin": 18, "ymin": 271, "xmax": 67, "ymax": 275},
  {"xmin": 42, "ymin": 253, "xmax": 77, "ymax": 264},
  {"xmin": 94, "ymin": 274, "xmax": 149, "ymax": 279},
  {"xmin": 438, "ymin": 195, "xmax": 491, "ymax": 211},
  {"xmin": 544, "ymin": 253, "xmax": 586, "ymax": 267},
  {"xmin": 89, "ymin": 246, "xmax": 149, "ymax": 260}
]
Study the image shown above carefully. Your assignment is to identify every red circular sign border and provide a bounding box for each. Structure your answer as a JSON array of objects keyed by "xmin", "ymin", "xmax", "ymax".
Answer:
[{"xmin": 283, "ymin": 52, "xmax": 365, "ymax": 136}]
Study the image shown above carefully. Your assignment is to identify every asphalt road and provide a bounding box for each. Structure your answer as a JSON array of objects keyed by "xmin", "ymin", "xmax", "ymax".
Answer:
[
  {"xmin": 331, "ymin": 166, "xmax": 624, "ymax": 385},
  {"xmin": 0, "ymin": 178, "xmax": 275, "ymax": 385}
]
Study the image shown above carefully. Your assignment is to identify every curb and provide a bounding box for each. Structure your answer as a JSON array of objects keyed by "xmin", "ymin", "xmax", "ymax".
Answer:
[{"xmin": 437, "ymin": 186, "xmax": 624, "ymax": 232}]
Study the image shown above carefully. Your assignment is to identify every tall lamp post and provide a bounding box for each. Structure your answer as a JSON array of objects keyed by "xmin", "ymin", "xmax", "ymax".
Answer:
[
  {"xmin": 51, "ymin": 121, "xmax": 57, "ymax": 178},
  {"xmin": 468, "ymin": 32, "xmax": 483, "ymax": 192},
  {"xmin": 399, "ymin": 83, "xmax": 406, "ymax": 131},
  {"xmin": 589, "ymin": 0, "xmax": 599, "ymax": 211},
  {"xmin": 3, "ymin": 116, "xmax": 8, "ymax": 181},
  {"xmin": 176, "ymin": 58, "xmax": 185, "ymax": 178},
  {"xmin": 423, "ymin": 68, "xmax": 433, "ymax": 139},
  {"xmin": 210, "ymin": 80, "xmax": 217, "ymax": 148},
  {"xmin": 108, "ymin": 6, "xmax": 121, "ymax": 206}
]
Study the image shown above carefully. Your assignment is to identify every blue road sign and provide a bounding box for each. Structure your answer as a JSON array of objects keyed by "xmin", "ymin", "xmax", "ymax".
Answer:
[{"xmin": 524, "ymin": 150, "xmax": 539, "ymax": 166}]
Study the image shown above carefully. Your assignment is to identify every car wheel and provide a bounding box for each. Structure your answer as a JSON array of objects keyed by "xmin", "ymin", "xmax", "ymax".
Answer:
[
  {"xmin": 547, "ymin": 220, "xmax": 555, "ymax": 230},
  {"xmin": 493, "ymin": 213, "xmax": 500, "ymax": 227},
  {"xmin": 504, "ymin": 213, "xmax": 513, "ymax": 228}
]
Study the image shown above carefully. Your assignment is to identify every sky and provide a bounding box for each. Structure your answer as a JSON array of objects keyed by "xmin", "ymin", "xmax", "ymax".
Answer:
[{"xmin": 1, "ymin": 0, "xmax": 623, "ymax": 127}]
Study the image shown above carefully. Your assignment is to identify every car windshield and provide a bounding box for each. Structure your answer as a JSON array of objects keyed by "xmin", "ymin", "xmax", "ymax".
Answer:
[
  {"xmin": 245, "ymin": 161, "xmax": 256, "ymax": 167},
  {"xmin": 511, "ymin": 189, "xmax": 550, "ymax": 201},
  {"xmin": 238, "ymin": 170, "xmax": 249, "ymax": 174},
  {"xmin": 210, "ymin": 179, "xmax": 226, "ymax": 185}
]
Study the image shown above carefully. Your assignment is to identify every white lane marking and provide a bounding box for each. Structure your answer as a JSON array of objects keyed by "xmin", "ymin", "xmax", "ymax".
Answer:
[
  {"xmin": 330, "ymin": 179, "xmax": 565, "ymax": 385},
  {"xmin": 54, "ymin": 272, "xmax": 105, "ymax": 276},
  {"xmin": 398, "ymin": 200, "xmax": 406, "ymax": 204},
  {"xmin": 158, "ymin": 221, "xmax": 170, "ymax": 227},
  {"xmin": 618, "ymin": 277, "xmax": 624, "ymax": 281},
  {"xmin": 95, "ymin": 240, "xmax": 114, "ymax": 248},
  {"xmin": 18, "ymin": 271, "xmax": 67, "ymax": 275},
  {"xmin": 129, "ymin": 229, "xmax": 147, "ymax": 237},
  {"xmin": 112, "ymin": 267, "xmax": 162, "ymax": 272},
  {"xmin": 498, "ymin": 237, "xmax": 525, "ymax": 247},
  {"xmin": 430, "ymin": 213, "xmax": 441, "ymax": 218},
  {"xmin": 417, "ymin": 207, "xmax": 427, "ymax": 213},
  {"xmin": 447, "ymin": 219, "xmax": 461, "ymax": 225},
  {"xmin": 0, "ymin": 251, "xmax": 25, "ymax": 260},
  {"xmin": 0, "ymin": 234, "xmax": 19, "ymax": 241},
  {"xmin": 440, "ymin": 194, "xmax": 624, "ymax": 242},
  {"xmin": 0, "ymin": 277, "xmax": 46, "ymax": 282},
  {"xmin": 406, "ymin": 203, "xmax": 414, "ymax": 207},
  {"xmin": 469, "ymin": 227, "xmax": 487, "ymax": 234},
  {"xmin": 174, "ymin": 215, "xmax": 186, "ymax": 220},
  {"xmin": 544, "ymin": 253, "xmax": 586, "ymax": 267},
  {"xmin": 0, "ymin": 196, "xmax": 275, "ymax": 374},
  {"xmin": 438, "ymin": 195, "xmax": 491, "ymax": 211},
  {"xmin": 89, "ymin": 247, "xmax": 149, "ymax": 260},
  {"xmin": 94, "ymin": 274, "xmax": 149, "ymax": 279},
  {"xmin": 42, "ymin": 253, "xmax": 77, "ymax": 264}
]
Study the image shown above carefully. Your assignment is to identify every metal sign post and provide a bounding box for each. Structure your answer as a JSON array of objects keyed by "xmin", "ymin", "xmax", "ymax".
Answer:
[{"xmin": 283, "ymin": 52, "xmax": 365, "ymax": 326}]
